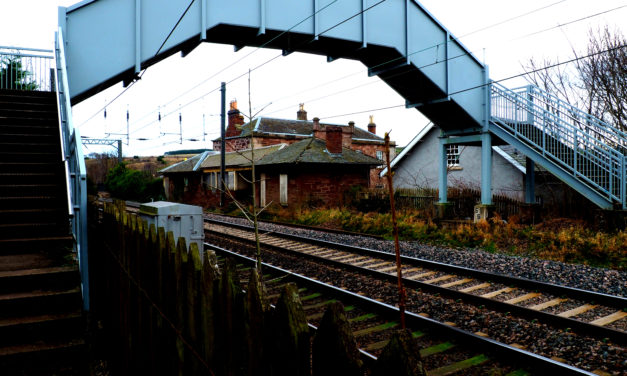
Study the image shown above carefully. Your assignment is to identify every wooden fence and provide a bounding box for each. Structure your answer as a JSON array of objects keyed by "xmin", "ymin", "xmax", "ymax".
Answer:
[
  {"xmin": 393, "ymin": 188, "xmax": 521, "ymax": 219},
  {"xmin": 89, "ymin": 203, "xmax": 426, "ymax": 376}
]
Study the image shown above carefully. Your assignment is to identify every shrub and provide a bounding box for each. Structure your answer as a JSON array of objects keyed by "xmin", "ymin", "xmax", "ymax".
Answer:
[{"xmin": 105, "ymin": 163, "xmax": 164, "ymax": 202}]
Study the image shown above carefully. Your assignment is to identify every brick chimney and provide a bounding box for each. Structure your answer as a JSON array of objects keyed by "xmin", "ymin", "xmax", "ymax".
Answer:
[
  {"xmin": 312, "ymin": 117, "xmax": 326, "ymax": 140},
  {"xmin": 368, "ymin": 115, "xmax": 376, "ymax": 135},
  {"xmin": 226, "ymin": 100, "xmax": 245, "ymax": 137},
  {"xmin": 342, "ymin": 121, "xmax": 355, "ymax": 148},
  {"xmin": 296, "ymin": 103, "xmax": 307, "ymax": 121},
  {"xmin": 326, "ymin": 126, "xmax": 342, "ymax": 154}
]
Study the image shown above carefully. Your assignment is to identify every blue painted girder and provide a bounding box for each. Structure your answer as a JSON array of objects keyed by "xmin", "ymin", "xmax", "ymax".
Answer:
[{"xmin": 60, "ymin": 0, "xmax": 488, "ymax": 132}]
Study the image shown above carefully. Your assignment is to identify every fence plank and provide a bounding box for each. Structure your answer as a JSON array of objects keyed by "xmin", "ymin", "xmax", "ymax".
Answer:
[
  {"xmin": 371, "ymin": 329, "xmax": 426, "ymax": 376},
  {"xmin": 312, "ymin": 301, "xmax": 363, "ymax": 376},
  {"xmin": 271, "ymin": 282, "xmax": 311, "ymax": 376}
]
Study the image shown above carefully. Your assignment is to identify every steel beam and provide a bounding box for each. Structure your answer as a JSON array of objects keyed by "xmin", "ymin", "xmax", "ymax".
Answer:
[
  {"xmin": 481, "ymin": 132, "xmax": 492, "ymax": 205},
  {"xmin": 438, "ymin": 136, "xmax": 447, "ymax": 203}
]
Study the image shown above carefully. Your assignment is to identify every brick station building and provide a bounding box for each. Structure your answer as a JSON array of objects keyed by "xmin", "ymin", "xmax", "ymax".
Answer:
[
  {"xmin": 161, "ymin": 102, "xmax": 395, "ymax": 209},
  {"xmin": 214, "ymin": 101, "xmax": 395, "ymax": 188}
]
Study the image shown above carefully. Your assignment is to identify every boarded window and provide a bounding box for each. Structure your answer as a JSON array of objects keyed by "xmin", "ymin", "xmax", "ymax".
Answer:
[
  {"xmin": 260, "ymin": 173, "xmax": 266, "ymax": 207},
  {"xmin": 227, "ymin": 171, "xmax": 237, "ymax": 190},
  {"xmin": 279, "ymin": 174, "xmax": 288, "ymax": 205}
]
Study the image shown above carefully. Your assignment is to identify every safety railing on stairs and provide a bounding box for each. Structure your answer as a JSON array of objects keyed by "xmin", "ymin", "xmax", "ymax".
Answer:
[
  {"xmin": 55, "ymin": 29, "xmax": 90, "ymax": 311},
  {"xmin": 0, "ymin": 46, "xmax": 55, "ymax": 91},
  {"xmin": 490, "ymin": 82, "xmax": 625, "ymax": 209}
]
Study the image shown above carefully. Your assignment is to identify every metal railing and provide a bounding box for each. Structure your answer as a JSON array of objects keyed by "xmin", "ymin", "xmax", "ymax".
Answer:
[
  {"xmin": 490, "ymin": 82, "xmax": 625, "ymax": 209},
  {"xmin": 0, "ymin": 46, "xmax": 54, "ymax": 91},
  {"xmin": 55, "ymin": 30, "xmax": 90, "ymax": 311}
]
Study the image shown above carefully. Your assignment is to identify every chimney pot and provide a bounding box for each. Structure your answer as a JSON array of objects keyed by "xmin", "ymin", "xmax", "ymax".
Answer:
[
  {"xmin": 297, "ymin": 103, "xmax": 308, "ymax": 121},
  {"xmin": 226, "ymin": 99, "xmax": 245, "ymax": 137},
  {"xmin": 367, "ymin": 115, "xmax": 376, "ymax": 135}
]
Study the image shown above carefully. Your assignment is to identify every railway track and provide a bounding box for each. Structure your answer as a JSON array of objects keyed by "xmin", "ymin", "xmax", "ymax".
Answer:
[
  {"xmin": 205, "ymin": 218, "xmax": 626, "ymax": 344},
  {"xmin": 116, "ymin": 201, "xmax": 625, "ymax": 373},
  {"xmin": 209, "ymin": 244, "xmax": 594, "ymax": 376}
]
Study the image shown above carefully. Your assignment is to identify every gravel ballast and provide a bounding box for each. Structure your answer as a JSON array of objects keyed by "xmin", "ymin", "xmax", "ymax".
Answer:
[{"xmin": 207, "ymin": 214, "xmax": 626, "ymax": 297}]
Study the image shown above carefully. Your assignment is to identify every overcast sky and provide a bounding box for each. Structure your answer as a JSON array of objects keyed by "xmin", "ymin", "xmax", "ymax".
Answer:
[{"xmin": 1, "ymin": 0, "xmax": 625, "ymax": 156}]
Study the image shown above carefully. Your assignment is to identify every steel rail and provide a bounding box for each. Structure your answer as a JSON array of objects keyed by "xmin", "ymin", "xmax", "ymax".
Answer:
[
  {"xmin": 207, "ymin": 243, "xmax": 596, "ymax": 376},
  {"xmin": 206, "ymin": 218, "xmax": 627, "ymax": 345}
]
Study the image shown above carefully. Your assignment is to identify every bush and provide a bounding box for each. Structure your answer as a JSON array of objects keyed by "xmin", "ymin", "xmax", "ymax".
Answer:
[{"xmin": 105, "ymin": 163, "xmax": 164, "ymax": 202}]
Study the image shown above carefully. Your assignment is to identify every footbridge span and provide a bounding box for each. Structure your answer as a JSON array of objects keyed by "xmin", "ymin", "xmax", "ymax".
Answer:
[{"xmin": 58, "ymin": 0, "xmax": 625, "ymax": 211}]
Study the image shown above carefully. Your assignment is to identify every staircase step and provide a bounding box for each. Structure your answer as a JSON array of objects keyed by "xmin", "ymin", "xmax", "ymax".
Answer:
[
  {"xmin": 0, "ymin": 208, "xmax": 67, "ymax": 225},
  {"xmin": 0, "ymin": 90, "xmax": 56, "ymax": 103},
  {"xmin": 0, "ymin": 235, "xmax": 73, "ymax": 254},
  {"xmin": 0, "ymin": 162, "xmax": 59, "ymax": 173},
  {"xmin": 0, "ymin": 108, "xmax": 58, "ymax": 120},
  {"xmin": 0, "ymin": 184, "xmax": 62, "ymax": 196},
  {"xmin": 0, "ymin": 133, "xmax": 57, "ymax": 144},
  {"xmin": 0, "ymin": 288, "xmax": 82, "ymax": 319},
  {"xmin": 0, "ymin": 253, "xmax": 71, "ymax": 272},
  {"xmin": 0, "ymin": 198, "xmax": 66, "ymax": 212},
  {"xmin": 0, "ymin": 116, "xmax": 58, "ymax": 127},
  {"xmin": 0, "ymin": 124, "xmax": 58, "ymax": 136},
  {"xmin": 0, "ymin": 311, "xmax": 83, "ymax": 347},
  {"xmin": 0, "ymin": 222, "xmax": 70, "ymax": 240},
  {"xmin": 0, "ymin": 101, "xmax": 57, "ymax": 112},
  {"xmin": 0, "ymin": 142, "xmax": 59, "ymax": 153},
  {"xmin": 0, "ymin": 338, "xmax": 87, "ymax": 375}
]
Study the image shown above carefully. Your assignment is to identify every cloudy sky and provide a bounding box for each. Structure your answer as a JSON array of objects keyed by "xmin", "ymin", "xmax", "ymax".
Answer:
[{"xmin": 1, "ymin": 0, "xmax": 625, "ymax": 156}]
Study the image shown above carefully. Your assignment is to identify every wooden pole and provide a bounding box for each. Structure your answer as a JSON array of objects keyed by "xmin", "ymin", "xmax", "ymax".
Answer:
[{"xmin": 384, "ymin": 132, "xmax": 407, "ymax": 329}]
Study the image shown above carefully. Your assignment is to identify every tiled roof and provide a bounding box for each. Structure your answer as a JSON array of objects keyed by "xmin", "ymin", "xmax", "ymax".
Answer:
[
  {"xmin": 158, "ymin": 152, "xmax": 207, "ymax": 173},
  {"xmin": 159, "ymin": 145, "xmax": 285, "ymax": 174},
  {"xmin": 222, "ymin": 117, "xmax": 385, "ymax": 143},
  {"xmin": 256, "ymin": 138, "xmax": 383, "ymax": 166},
  {"xmin": 200, "ymin": 144, "xmax": 285, "ymax": 170}
]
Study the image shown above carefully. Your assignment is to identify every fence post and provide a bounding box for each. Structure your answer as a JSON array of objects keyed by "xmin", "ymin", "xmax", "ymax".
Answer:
[
  {"xmin": 200, "ymin": 250, "xmax": 219, "ymax": 369},
  {"xmin": 246, "ymin": 268, "xmax": 267, "ymax": 375},
  {"xmin": 371, "ymin": 329, "xmax": 426, "ymax": 376},
  {"xmin": 271, "ymin": 282, "xmax": 310, "ymax": 376},
  {"xmin": 312, "ymin": 302, "xmax": 362, "ymax": 376}
]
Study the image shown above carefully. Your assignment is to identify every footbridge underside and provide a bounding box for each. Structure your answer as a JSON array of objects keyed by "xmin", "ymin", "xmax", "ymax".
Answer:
[{"xmin": 60, "ymin": 0, "xmax": 487, "ymax": 131}]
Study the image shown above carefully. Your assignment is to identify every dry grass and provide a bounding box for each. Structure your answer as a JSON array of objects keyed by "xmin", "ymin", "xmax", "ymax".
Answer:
[{"xmin": 274, "ymin": 208, "xmax": 626, "ymax": 271}]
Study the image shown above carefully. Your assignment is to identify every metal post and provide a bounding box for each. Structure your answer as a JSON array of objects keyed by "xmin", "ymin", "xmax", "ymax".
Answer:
[
  {"xmin": 179, "ymin": 111, "xmax": 183, "ymax": 144},
  {"xmin": 220, "ymin": 82, "xmax": 226, "ymax": 207},
  {"xmin": 525, "ymin": 157, "xmax": 535, "ymax": 204},
  {"xmin": 438, "ymin": 136, "xmax": 447, "ymax": 203},
  {"xmin": 117, "ymin": 139, "xmax": 123, "ymax": 164},
  {"xmin": 481, "ymin": 132, "xmax": 492, "ymax": 205}
]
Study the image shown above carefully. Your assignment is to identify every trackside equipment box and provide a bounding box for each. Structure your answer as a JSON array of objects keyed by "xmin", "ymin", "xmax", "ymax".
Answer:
[{"xmin": 139, "ymin": 201, "xmax": 204, "ymax": 253}]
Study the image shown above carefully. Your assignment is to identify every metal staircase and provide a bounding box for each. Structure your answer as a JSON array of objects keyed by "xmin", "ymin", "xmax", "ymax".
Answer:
[{"xmin": 490, "ymin": 82, "xmax": 626, "ymax": 210}]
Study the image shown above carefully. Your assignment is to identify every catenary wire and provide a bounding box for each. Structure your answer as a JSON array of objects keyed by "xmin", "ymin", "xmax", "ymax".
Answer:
[
  {"xmin": 319, "ymin": 43, "xmax": 626, "ymax": 120},
  {"xmin": 77, "ymin": 0, "xmax": 198, "ymax": 128}
]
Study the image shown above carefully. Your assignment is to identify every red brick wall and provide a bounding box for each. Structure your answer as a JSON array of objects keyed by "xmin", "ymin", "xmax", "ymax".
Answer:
[{"xmin": 257, "ymin": 165, "xmax": 371, "ymax": 208}]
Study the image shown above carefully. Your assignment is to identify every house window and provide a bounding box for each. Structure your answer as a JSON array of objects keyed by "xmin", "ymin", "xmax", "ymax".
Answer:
[
  {"xmin": 376, "ymin": 150, "xmax": 384, "ymax": 161},
  {"xmin": 279, "ymin": 174, "xmax": 288, "ymax": 205},
  {"xmin": 446, "ymin": 145, "xmax": 460, "ymax": 167}
]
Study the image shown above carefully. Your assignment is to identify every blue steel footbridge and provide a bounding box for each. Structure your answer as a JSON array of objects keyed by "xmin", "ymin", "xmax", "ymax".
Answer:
[{"xmin": 52, "ymin": 0, "xmax": 624, "ymax": 307}]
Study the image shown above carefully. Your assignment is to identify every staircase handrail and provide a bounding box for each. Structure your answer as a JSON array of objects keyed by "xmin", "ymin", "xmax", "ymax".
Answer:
[
  {"xmin": 490, "ymin": 81, "xmax": 625, "ymax": 207},
  {"xmin": 508, "ymin": 84, "xmax": 626, "ymax": 153},
  {"xmin": 55, "ymin": 28, "xmax": 90, "ymax": 311}
]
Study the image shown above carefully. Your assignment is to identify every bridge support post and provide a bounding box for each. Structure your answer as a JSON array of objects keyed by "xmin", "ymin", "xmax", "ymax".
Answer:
[
  {"xmin": 525, "ymin": 157, "xmax": 535, "ymax": 204},
  {"xmin": 480, "ymin": 132, "xmax": 492, "ymax": 205},
  {"xmin": 438, "ymin": 136, "xmax": 447, "ymax": 204}
]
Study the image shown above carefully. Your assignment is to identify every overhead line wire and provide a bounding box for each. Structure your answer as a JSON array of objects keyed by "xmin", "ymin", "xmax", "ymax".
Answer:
[
  {"xmin": 128, "ymin": 0, "xmax": 341, "ymax": 130},
  {"xmin": 77, "ymin": 0, "xmax": 198, "ymax": 128},
  {"xmin": 129, "ymin": 0, "xmax": 569, "ymax": 135},
  {"xmin": 319, "ymin": 43, "xmax": 626, "ymax": 120},
  {"xmin": 130, "ymin": 0, "xmax": 389, "ymax": 136},
  {"xmin": 263, "ymin": 3, "xmax": 626, "ymax": 118}
]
